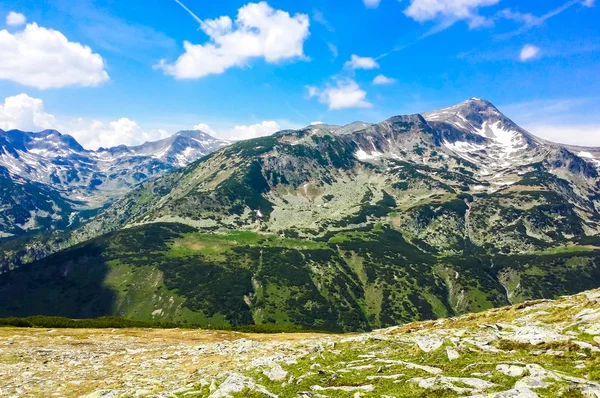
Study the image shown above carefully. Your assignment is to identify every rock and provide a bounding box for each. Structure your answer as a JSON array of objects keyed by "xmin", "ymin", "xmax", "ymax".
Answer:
[
  {"xmin": 471, "ymin": 387, "xmax": 539, "ymax": 397},
  {"xmin": 446, "ymin": 347, "xmax": 460, "ymax": 361},
  {"xmin": 366, "ymin": 374, "xmax": 404, "ymax": 380},
  {"xmin": 208, "ymin": 373, "xmax": 277, "ymax": 398},
  {"xmin": 496, "ymin": 364, "xmax": 525, "ymax": 377},
  {"xmin": 503, "ymin": 326, "xmax": 569, "ymax": 345},
  {"xmin": 408, "ymin": 376, "xmax": 495, "ymax": 394},
  {"xmin": 574, "ymin": 308, "xmax": 600, "ymax": 322},
  {"xmin": 376, "ymin": 359, "xmax": 443, "ymax": 375},
  {"xmin": 311, "ymin": 384, "xmax": 374, "ymax": 392},
  {"xmin": 263, "ymin": 363, "xmax": 288, "ymax": 381},
  {"xmin": 415, "ymin": 336, "xmax": 444, "ymax": 352},
  {"xmin": 574, "ymin": 341, "xmax": 600, "ymax": 352}
]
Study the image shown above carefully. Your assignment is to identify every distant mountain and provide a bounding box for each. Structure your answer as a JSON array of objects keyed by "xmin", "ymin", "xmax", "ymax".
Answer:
[
  {"xmin": 0, "ymin": 128, "xmax": 230, "ymax": 237},
  {"xmin": 3, "ymin": 99, "xmax": 600, "ymax": 331}
]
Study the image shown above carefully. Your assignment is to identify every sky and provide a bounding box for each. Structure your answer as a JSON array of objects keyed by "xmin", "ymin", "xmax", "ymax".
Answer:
[{"xmin": 0, "ymin": 0, "xmax": 599, "ymax": 149}]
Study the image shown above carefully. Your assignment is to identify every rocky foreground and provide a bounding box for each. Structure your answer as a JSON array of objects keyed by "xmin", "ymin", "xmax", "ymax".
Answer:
[{"xmin": 1, "ymin": 290, "xmax": 600, "ymax": 398}]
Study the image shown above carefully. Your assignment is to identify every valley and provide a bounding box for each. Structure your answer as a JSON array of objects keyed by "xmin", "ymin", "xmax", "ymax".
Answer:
[{"xmin": 2, "ymin": 99, "xmax": 600, "ymax": 332}]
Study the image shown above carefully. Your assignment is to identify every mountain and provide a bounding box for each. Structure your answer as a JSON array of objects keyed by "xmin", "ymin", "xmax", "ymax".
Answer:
[
  {"xmin": 2, "ymin": 99, "xmax": 600, "ymax": 332},
  {"xmin": 0, "ymin": 128, "xmax": 230, "ymax": 238}
]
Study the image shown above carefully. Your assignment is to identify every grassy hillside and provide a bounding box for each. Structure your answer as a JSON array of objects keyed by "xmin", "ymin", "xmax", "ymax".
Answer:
[{"xmin": 2, "ymin": 222, "xmax": 600, "ymax": 332}]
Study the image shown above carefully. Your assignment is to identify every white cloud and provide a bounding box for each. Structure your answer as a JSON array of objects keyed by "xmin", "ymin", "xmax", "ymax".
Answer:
[
  {"xmin": 67, "ymin": 118, "xmax": 170, "ymax": 150},
  {"xmin": 157, "ymin": 2, "xmax": 310, "ymax": 79},
  {"xmin": 308, "ymin": 79, "xmax": 372, "ymax": 110},
  {"xmin": 404, "ymin": 0, "xmax": 500, "ymax": 28},
  {"xmin": 311, "ymin": 121, "xmax": 324, "ymax": 125},
  {"xmin": 193, "ymin": 123, "xmax": 218, "ymax": 136},
  {"xmin": 0, "ymin": 22, "xmax": 109, "ymax": 89},
  {"xmin": 373, "ymin": 74, "xmax": 397, "ymax": 85},
  {"xmin": 327, "ymin": 42, "xmax": 338, "ymax": 58},
  {"xmin": 0, "ymin": 93, "xmax": 56, "ymax": 131},
  {"xmin": 0, "ymin": 94, "xmax": 170, "ymax": 150},
  {"xmin": 497, "ymin": 1, "xmax": 596, "ymax": 39},
  {"xmin": 312, "ymin": 10, "xmax": 334, "ymax": 32},
  {"xmin": 6, "ymin": 12, "xmax": 26, "ymax": 26},
  {"xmin": 363, "ymin": 0, "xmax": 381, "ymax": 8},
  {"xmin": 344, "ymin": 54, "xmax": 379, "ymax": 70},
  {"xmin": 192, "ymin": 121, "xmax": 282, "ymax": 140},
  {"xmin": 229, "ymin": 121, "xmax": 281, "ymax": 140},
  {"xmin": 525, "ymin": 124, "xmax": 600, "ymax": 146},
  {"xmin": 520, "ymin": 44, "xmax": 540, "ymax": 61}
]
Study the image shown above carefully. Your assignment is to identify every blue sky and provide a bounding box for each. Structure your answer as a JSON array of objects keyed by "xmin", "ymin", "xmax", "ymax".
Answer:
[{"xmin": 0, "ymin": 0, "xmax": 598, "ymax": 148}]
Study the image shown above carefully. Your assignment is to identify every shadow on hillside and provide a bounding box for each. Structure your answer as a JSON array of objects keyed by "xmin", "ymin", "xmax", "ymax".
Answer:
[{"xmin": 0, "ymin": 243, "xmax": 116, "ymax": 318}]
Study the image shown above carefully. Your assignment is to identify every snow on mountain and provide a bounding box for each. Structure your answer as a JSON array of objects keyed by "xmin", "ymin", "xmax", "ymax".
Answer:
[
  {"xmin": 423, "ymin": 98, "xmax": 542, "ymax": 170},
  {"xmin": 0, "ymin": 129, "xmax": 230, "ymax": 205}
]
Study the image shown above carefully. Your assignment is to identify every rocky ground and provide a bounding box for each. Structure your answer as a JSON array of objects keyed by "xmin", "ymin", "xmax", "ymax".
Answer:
[{"xmin": 1, "ymin": 289, "xmax": 600, "ymax": 398}]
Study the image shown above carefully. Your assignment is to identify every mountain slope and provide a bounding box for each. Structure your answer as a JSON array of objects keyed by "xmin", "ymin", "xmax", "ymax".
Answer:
[
  {"xmin": 0, "ymin": 129, "xmax": 230, "ymax": 238},
  {"xmin": 2, "ymin": 99, "xmax": 600, "ymax": 330}
]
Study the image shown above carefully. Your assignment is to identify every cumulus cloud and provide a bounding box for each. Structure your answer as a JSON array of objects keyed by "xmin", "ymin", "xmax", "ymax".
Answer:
[
  {"xmin": 344, "ymin": 55, "xmax": 379, "ymax": 70},
  {"xmin": 66, "ymin": 118, "xmax": 171, "ymax": 150},
  {"xmin": 0, "ymin": 94, "xmax": 170, "ymax": 150},
  {"xmin": 192, "ymin": 121, "xmax": 282, "ymax": 140},
  {"xmin": 157, "ymin": 2, "xmax": 310, "ymax": 79},
  {"xmin": 308, "ymin": 79, "xmax": 372, "ymax": 110},
  {"xmin": 6, "ymin": 12, "xmax": 26, "ymax": 26},
  {"xmin": 363, "ymin": 0, "xmax": 381, "ymax": 8},
  {"xmin": 311, "ymin": 121, "xmax": 324, "ymax": 125},
  {"xmin": 193, "ymin": 123, "xmax": 219, "ymax": 136},
  {"xmin": 0, "ymin": 93, "xmax": 56, "ymax": 131},
  {"xmin": 0, "ymin": 21, "xmax": 109, "ymax": 89},
  {"xmin": 373, "ymin": 74, "xmax": 397, "ymax": 85},
  {"xmin": 520, "ymin": 44, "xmax": 540, "ymax": 61},
  {"xmin": 229, "ymin": 121, "xmax": 281, "ymax": 140},
  {"xmin": 404, "ymin": 0, "xmax": 500, "ymax": 29}
]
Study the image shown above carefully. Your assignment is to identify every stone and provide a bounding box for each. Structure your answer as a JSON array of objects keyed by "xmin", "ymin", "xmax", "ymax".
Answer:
[
  {"xmin": 496, "ymin": 364, "xmax": 525, "ymax": 377},
  {"xmin": 446, "ymin": 347, "xmax": 460, "ymax": 361},
  {"xmin": 311, "ymin": 384, "xmax": 374, "ymax": 392},
  {"xmin": 415, "ymin": 336, "xmax": 444, "ymax": 352},
  {"xmin": 263, "ymin": 363, "xmax": 288, "ymax": 381},
  {"xmin": 408, "ymin": 376, "xmax": 495, "ymax": 394},
  {"xmin": 503, "ymin": 326, "xmax": 569, "ymax": 345},
  {"xmin": 208, "ymin": 373, "xmax": 277, "ymax": 398}
]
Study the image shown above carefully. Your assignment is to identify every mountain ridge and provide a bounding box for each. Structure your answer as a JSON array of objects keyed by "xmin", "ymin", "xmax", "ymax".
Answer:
[
  {"xmin": 0, "ymin": 128, "xmax": 230, "ymax": 238},
  {"xmin": 2, "ymin": 99, "xmax": 600, "ymax": 331}
]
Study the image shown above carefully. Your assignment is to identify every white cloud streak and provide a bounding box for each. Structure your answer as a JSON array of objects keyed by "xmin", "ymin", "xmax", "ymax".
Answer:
[
  {"xmin": 404, "ymin": 0, "xmax": 500, "ymax": 29},
  {"xmin": 158, "ymin": 2, "xmax": 310, "ymax": 79},
  {"xmin": 497, "ymin": 0, "xmax": 595, "ymax": 39}
]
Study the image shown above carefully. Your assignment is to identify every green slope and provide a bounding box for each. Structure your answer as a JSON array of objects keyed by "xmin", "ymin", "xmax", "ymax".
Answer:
[{"xmin": 2, "ymin": 222, "xmax": 600, "ymax": 332}]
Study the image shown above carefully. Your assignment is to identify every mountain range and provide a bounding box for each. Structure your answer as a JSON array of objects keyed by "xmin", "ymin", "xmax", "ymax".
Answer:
[
  {"xmin": 2, "ymin": 98, "xmax": 600, "ymax": 332},
  {"xmin": 0, "ymin": 128, "xmax": 230, "ymax": 238}
]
